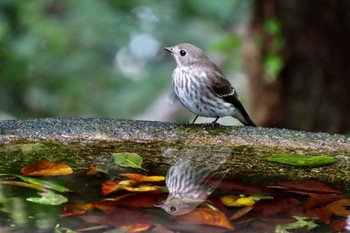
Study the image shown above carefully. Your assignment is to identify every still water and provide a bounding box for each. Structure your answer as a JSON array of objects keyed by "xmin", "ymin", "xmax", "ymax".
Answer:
[{"xmin": 0, "ymin": 142, "xmax": 349, "ymax": 233}]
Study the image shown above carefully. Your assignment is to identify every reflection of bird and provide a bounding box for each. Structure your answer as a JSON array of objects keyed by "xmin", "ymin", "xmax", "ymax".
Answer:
[
  {"xmin": 159, "ymin": 157, "xmax": 224, "ymax": 215},
  {"xmin": 165, "ymin": 43, "xmax": 256, "ymax": 126}
]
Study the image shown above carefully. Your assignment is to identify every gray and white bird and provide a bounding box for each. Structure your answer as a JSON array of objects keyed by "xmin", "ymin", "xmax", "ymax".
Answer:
[{"xmin": 165, "ymin": 43, "xmax": 256, "ymax": 126}]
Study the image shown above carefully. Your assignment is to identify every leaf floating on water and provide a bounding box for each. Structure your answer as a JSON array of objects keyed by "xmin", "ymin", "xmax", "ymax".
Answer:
[
  {"xmin": 267, "ymin": 153, "xmax": 336, "ymax": 167},
  {"xmin": 0, "ymin": 181, "xmax": 45, "ymax": 191},
  {"xmin": 112, "ymin": 152, "xmax": 146, "ymax": 170},
  {"xmin": 26, "ymin": 191, "xmax": 68, "ymax": 205},
  {"xmin": 275, "ymin": 216, "xmax": 318, "ymax": 232},
  {"xmin": 13, "ymin": 174, "xmax": 71, "ymax": 193},
  {"xmin": 220, "ymin": 195, "xmax": 255, "ymax": 207},
  {"xmin": 21, "ymin": 160, "xmax": 73, "ymax": 176},
  {"xmin": 270, "ymin": 181, "xmax": 341, "ymax": 194},
  {"xmin": 173, "ymin": 208, "xmax": 234, "ymax": 230},
  {"xmin": 119, "ymin": 173, "xmax": 165, "ymax": 182}
]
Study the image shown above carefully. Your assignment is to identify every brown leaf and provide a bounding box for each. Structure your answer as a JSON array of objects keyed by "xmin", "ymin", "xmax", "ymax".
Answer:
[
  {"xmin": 105, "ymin": 207, "xmax": 157, "ymax": 228},
  {"xmin": 86, "ymin": 164, "xmax": 102, "ymax": 177},
  {"xmin": 253, "ymin": 197, "xmax": 300, "ymax": 217},
  {"xmin": 211, "ymin": 178, "xmax": 274, "ymax": 195},
  {"xmin": 95, "ymin": 193, "xmax": 158, "ymax": 210},
  {"xmin": 120, "ymin": 173, "xmax": 165, "ymax": 182},
  {"xmin": 61, "ymin": 202, "xmax": 94, "ymax": 216},
  {"xmin": 326, "ymin": 199, "xmax": 350, "ymax": 217},
  {"xmin": 292, "ymin": 191, "xmax": 344, "ymax": 209},
  {"xmin": 229, "ymin": 206, "xmax": 254, "ymax": 220},
  {"xmin": 173, "ymin": 208, "xmax": 234, "ymax": 230},
  {"xmin": 269, "ymin": 181, "xmax": 340, "ymax": 194},
  {"xmin": 21, "ymin": 160, "xmax": 73, "ymax": 176}
]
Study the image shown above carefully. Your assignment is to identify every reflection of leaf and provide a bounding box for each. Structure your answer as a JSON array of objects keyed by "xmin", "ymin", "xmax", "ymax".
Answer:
[
  {"xmin": 61, "ymin": 202, "xmax": 95, "ymax": 216},
  {"xmin": 254, "ymin": 197, "xmax": 300, "ymax": 217},
  {"xmin": 112, "ymin": 152, "xmax": 145, "ymax": 170},
  {"xmin": 220, "ymin": 195, "xmax": 255, "ymax": 207},
  {"xmin": 27, "ymin": 192, "xmax": 68, "ymax": 205},
  {"xmin": 0, "ymin": 174, "xmax": 71, "ymax": 193},
  {"xmin": 173, "ymin": 208, "xmax": 234, "ymax": 230},
  {"xmin": 125, "ymin": 223, "xmax": 152, "ymax": 232},
  {"xmin": 275, "ymin": 216, "xmax": 318, "ymax": 233},
  {"xmin": 21, "ymin": 161, "xmax": 73, "ymax": 176},
  {"xmin": 0, "ymin": 181, "xmax": 45, "ymax": 191},
  {"xmin": 119, "ymin": 173, "xmax": 165, "ymax": 182},
  {"xmin": 267, "ymin": 153, "xmax": 336, "ymax": 167}
]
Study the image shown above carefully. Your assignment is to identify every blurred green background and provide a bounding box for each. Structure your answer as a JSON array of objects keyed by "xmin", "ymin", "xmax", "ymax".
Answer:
[
  {"xmin": 0, "ymin": 0, "xmax": 251, "ymax": 122},
  {"xmin": 1, "ymin": 0, "xmax": 349, "ymax": 134}
]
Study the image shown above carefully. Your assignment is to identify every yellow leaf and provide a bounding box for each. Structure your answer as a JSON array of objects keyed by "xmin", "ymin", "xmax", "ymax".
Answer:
[
  {"xmin": 220, "ymin": 195, "xmax": 255, "ymax": 207},
  {"xmin": 121, "ymin": 185, "xmax": 157, "ymax": 192},
  {"xmin": 119, "ymin": 173, "xmax": 165, "ymax": 182}
]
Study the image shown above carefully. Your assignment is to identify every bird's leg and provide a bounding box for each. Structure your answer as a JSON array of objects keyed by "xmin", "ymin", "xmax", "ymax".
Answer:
[
  {"xmin": 191, "ymin": 115, "xmax": 199, "ymax": 124},
  {"xmin": 203, "ymin": 117, "xmax": 220, "ymax": 127}
]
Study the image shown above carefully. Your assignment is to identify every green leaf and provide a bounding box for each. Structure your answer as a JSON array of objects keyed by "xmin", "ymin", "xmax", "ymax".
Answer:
[
  {"xmin": 55, "ymin": 224, "xmax": 78, "ymax": 233},
  {"xmin": 267, "ymin": 153, "xmax": 336, "ymax": 167},
  {"xmin": 112, "ymin": 152, "xmax": 146, "ymax": 170},
  {"xmin": 250, "ymin": 195, "xmax": 274, "ymax": 201},
  {"xmin": 0, "ymin": 174, "xmax": 71, "ymax": 193},
  {"xmin": 275, "ymin": 216, "xmax": 318, "ymax": 233},
  {"xmin": 27, "ymin": 192, "xmax": 68, "ymax": 205}
]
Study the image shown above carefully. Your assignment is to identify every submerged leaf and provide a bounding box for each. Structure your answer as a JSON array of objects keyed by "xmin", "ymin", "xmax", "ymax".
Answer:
[
  {"xmin": 119, "ymin": 173, "xmax": 165, "ymax": 182},
  {"xmin": 267, "ymin": 153, "xmax": 336, "ymax": 167},
  {"xmin": 0, "ymin": 174, "xmax": 71, "ymax": 193},
  {"xmin": 21, "ymin": 161, "xmax": 73, "ymax": 176},
  {"xmin": 112, "ymin": 152, "xmax": 145, "ymax": 170},
  {"xmin": 27, "ymin": 192, "xmax": 68, "ymax": 205},
  {"xmin": 275, "ymin": 216, "xmax": 318, "ymax": 232},
  {"xmin": 0, "ymin": 181, "xmax": 45, "ymax": 191},
  {"xmin": 220, "ymin": 195, "xmax": 255, "ymax": 207},
  {"xmin": 173, "ymin": 208, "xmax": 234, "ymax": 230}
]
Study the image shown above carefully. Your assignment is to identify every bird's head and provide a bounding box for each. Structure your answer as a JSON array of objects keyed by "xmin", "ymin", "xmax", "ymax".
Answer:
[{"xmin": 164, "ymin": 43, "xmax": 208, "ymax": 68}]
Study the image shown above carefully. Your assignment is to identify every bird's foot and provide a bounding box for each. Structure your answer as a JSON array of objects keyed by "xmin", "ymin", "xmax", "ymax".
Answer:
[{"xmin": 202, "ymin": 122, "xmax": 221, "ymax": 127}]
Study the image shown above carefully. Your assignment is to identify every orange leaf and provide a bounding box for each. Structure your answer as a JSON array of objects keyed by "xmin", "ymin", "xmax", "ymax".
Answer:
[
  {"xmin": 120, "ymin": 173, "xmax": 165, "ymax": 182},
  {"xmin": 61, "ymin": 202, "xmax": 94, "ymax": 216},
  {"xmin": 21, "ymin": 161, "xmax": 73, "ymax": 176},
  {"xmin": 87, "ymin": 164, "xmax": 102, "ymax": 177},
  {"xmin": 173, "ymin": 208, "xmax": 234, "ymax": 230},
  {"xmin": 125, "ymin": 223, "xmax": 152, "ymax": 232},
  {"xmin": 326, "ymin": 199, "xmax": 350, "ymax": 217},
  {"xmin": 102, "ymin": 181, "xmax": 123, "ymax": 196}
]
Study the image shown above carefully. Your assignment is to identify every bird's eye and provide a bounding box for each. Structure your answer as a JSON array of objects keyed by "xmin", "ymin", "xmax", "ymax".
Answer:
[
  {"xmin": 180, "ymin": 50, "xmax": 187, "ymax": 56},
  {"xmin": 170, "ymin": 206, "xmax": 177, "ymax": 212}
]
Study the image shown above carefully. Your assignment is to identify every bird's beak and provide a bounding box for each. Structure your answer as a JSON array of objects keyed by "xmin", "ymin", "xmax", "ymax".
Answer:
[{"xmin": 164, "ymin": 47, "xmax": 173, "ymax": 54}]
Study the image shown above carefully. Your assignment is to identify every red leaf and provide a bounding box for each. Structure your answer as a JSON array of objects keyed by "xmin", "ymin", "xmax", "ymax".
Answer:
[
  {"xmin": 211, "ymin": 179, "xmax": 275, "ymax": 195},
  {"xmin": 270, "ymin": 181, "xmax": 340, "ymax": 194},
  {"xmin": 253, "ymin": 197, "xmax": 300, "ymax": 217}
]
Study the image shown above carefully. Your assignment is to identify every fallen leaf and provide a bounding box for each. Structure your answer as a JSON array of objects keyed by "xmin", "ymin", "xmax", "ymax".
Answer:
[
  {"xmin": 291, "ymin": 191, "xmax": 344, "ymax": 209},
  {"xmin": 2, "ymin": 174, "xmax": 71, "ymax": 193},
  {"xmin": 61, "ymin": 202, "xmax": 94, "ymax": 216},
  {"xmin": 120, "ymin": 173, "xmax": 165, "ymax": 182},
  {"xmin": 173, "ymin": 208, "xmax": 234, "ymax": 230},
  {"xmin": 105, "ymin": 207, "xmax": 157, "ymax": 228},
  {"xmin": 122, "ymin": 185, "xmax": 158, "ymax": 192},
  {"xmin": 26, "ymin": 191, "xmax": 68, "ymax": 205},
  {"xmin": 220, "ymin": 195, "xmax": 255, "ymax": 207},
  {"xmin": 112, "ymin": 152, "xmax": 146, "ymax": 170},
  {"xmin": 21, "ymin": 161, "xmax": 73, "ymax": 176},
  {"xmin": 95, "ymin": 194, "xmax": 158, "ymax": 211},
  {"xmin": 102, "ymin": 181, "xmax": 125, "ymax": 196},
  {"xmin": 87, "ymin": 164, "xmax": 108, "ymax": 177},
  {"xmin": 212, "ymin": 179, "xmax": 274, "ymax": 195},
  {"xmin": 326, "ymin": 199, "xmax": 350, "ymax": 217},
  {"xmin": 254, "ymin": 197, "xmax": 300, "ymax": 217},
  {"xmin": 229, "ymin": 205, "xmax": 254, "ymax": 220},
  {"xmin": 0, "ymin": 181, "xmax": 45, "ymax": 191},
  {"xmin": 269, "ymin": 181, "xmax": 340, "ymax": 194},
  {"xmin": 267, "ymin": 153, "xmax": 336, "ymax": 167},
  {"xmin": 125, "ymin": 223, "xmax": 152, "ymax": 232},
  {"xmin": 275, "ymin": 216, "xmax": 318, "ymax": 232}
]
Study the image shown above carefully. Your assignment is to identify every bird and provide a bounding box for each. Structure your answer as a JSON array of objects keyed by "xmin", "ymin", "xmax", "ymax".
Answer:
[
  {"xmin": 159, "ymin": 157, "xmax": 224, "ymax": 216},
  {"xmin": 164, "ymin": 43, "xmax": 256, "ymax": 126}
]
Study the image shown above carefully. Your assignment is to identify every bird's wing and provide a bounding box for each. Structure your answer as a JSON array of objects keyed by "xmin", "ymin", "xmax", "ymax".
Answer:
[{"xmin": 206, "ymin": 68, "xmax": 256, "ymax": 126}]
